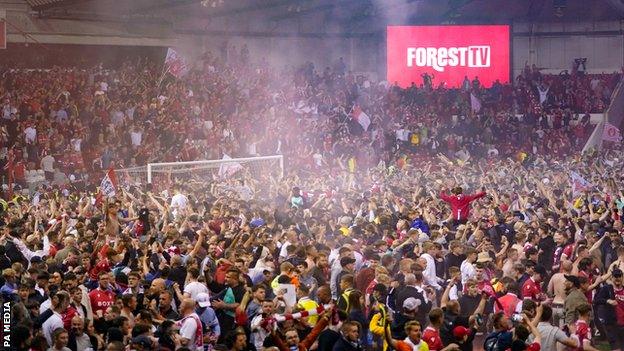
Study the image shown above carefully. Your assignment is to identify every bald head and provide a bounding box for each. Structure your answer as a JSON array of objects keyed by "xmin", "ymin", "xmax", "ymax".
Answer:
[
  {"xmin": 317, "ymin": 285, "xmax": 332, "ymax": 304},
  {"xmin": 150, "ymin": 278, "xmax": 166, "ymax": 294},
  {"xmin": 71, "ymin": 315, "xmax": 84, "ymax": 334},
  {"xmin": 180, "ymin": 298, "xmax": 196, "ymax": 315}
]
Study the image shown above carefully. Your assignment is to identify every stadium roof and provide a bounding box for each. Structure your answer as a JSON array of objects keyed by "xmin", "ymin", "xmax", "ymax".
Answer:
[{"xmin": 26, "ymin": 0, "xmax": 624, "ymax": 33}]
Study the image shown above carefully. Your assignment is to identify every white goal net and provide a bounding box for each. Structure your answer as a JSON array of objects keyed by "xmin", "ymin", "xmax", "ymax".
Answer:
[{"xmin": 116, "ymin": 155, "xmax": 283, "ymax": 190}]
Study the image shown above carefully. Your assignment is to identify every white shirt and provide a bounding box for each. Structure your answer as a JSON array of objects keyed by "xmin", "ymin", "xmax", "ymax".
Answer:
[
  {"xmin": 40, "ymin": 298, "xmax": 52, "ymax": 314},
  {"xmin": 250, "ymin": 313, "xmax": 269, "ymax": 350},
  {"xmin": 130, "ymin": 131, "xmax": 142, "ymax": 146},
  {"xmin": 13, "ymin": 235, "xmax": 50, "ymax": 265},
  {"xmin": 41, "ymin": 155, "xmax": 55, "ymax": 172},
  {"xmin": 279, "ymin": 240, "xmax": 292, "ymax": 259},
  {"xmin": 421, "ymin": 253, "xmax": 441, "ymax": 290},
  {"xmin": 24, "ymin": 127, "xmax": 37, "ymax": 144},
  {"xmin": 313, "ymin": 153, "xmax": 323, "ymax": 166},
  {"xmin": 170, "ymin": 193, "xmax": 189, "ymax": 218},
  {"xmin": 184, "ymin": 281, "xmax": 208, "ymax": 300},
  {"xmin": 179, "ymin": 313, "xmax": 201, "ymax": 351},
  {"xmin": 71, "ymin": 138, "xmax": 82, "ymax": 152},
  {"xmin": 460, "ymin": 259, "xmax": 476, "ymax": 284},
  {"xmin": 42, "ymin": 311, "xmax": 63, "ymax": 346},
  {"xmin": 2, "ymin": 104, "xmax": 16, "ymax": 119},
  {"xmin": 396, "ymin": 129, "xmax": 410, "ymax": 141}
]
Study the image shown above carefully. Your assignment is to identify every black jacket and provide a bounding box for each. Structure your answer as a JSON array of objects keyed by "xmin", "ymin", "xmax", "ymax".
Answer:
[
  {"xmin": 331, "ymin": 336, "xmax": 363, "ymax": 351},
  {"xmin": 318, "ymin": 330, "xmax": 341, "ymax": 351},
  {"xmin": 393, "ymin": 285, "xmax": 431, "ymax": 328},
  {"xmin": 594, "ymin": 283, "xmax": 617, "ymax": 326}
]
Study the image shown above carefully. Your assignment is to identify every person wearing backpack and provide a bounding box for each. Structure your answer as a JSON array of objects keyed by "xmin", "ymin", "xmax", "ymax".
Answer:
[
  {"xmin": 41, "ymin": 290, "xmax": 71, "ymax": 347},
  {"xmin": 483, "ymin": 312, "xmax": 513, "ymax": 351}
]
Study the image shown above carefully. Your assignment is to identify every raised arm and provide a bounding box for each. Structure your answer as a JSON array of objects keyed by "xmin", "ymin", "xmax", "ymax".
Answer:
[
  {"xmin": 466, "ymin": 191, "xmax": 486, "ymax": 202},
  {"xmin": 439, "ymin": 190, "xmax": 452, "ymax": 202},
  {"xmin": 384, "ymin": 320, "xmax": 398, "ymax": 349},
  {"xmin": 300, "ymin": 313, "xmax": 330, "ymax": 349}
]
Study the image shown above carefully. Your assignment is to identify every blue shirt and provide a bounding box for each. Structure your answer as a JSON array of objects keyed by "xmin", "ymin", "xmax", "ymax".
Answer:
[
  {"xmin": 0, "ymin": 282, "xmax": 17, "ymax": 299},
  {"xmin": 411, "ymin": 218, "xmax": 430, "ymax": 234},
  {"xmin": 197, "ymin": 306, "xmax": 220, "ymax": 336}
]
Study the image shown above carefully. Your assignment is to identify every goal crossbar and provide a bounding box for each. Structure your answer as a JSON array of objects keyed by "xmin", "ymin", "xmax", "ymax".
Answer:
[{"xmin": 146, "ymin": 155, "xmax": 284, "ymax": 183}]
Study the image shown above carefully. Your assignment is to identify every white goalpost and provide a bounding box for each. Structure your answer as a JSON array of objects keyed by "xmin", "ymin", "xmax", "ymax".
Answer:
[{"xmin": 116, "ymin": 155, "xmax": 284, "ymax": 187}]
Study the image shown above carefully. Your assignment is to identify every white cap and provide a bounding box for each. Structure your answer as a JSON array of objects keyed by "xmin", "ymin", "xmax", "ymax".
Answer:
[
  {"xmin": 403, "ymin": 297, "xmax": 421, "ymax": 311},
  {"xmin": 196, "ymin": 292, "xmax": 211, "ymax": 307}
]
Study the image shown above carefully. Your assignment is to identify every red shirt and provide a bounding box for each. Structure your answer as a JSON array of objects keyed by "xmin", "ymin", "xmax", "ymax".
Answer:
[
  {"xmin": 61, "ymin": 306, "xmax": 78, "ymax": 330},
  {"xmin": 89, "ymin": 258, "xmax": 111, "ymax": 280},
  {"xmin": 422, "ymin": 327, "xmax": 443, "ymax": 351},
  {"xmin": 615, "ymin": 287, "xmax": 624, "ymax": 326},
  {"xmin": 572, "ymin": 319, "xmax": 590, "ymax": 351},
  {"xmin": 88, "ymin": 288, "xmax": 116, "ymax": 315},
  {"xmin": 439, "ymin": 191, "xmax": 486, "ymax": 221},
  {"xmin": 496, "ymin": 293, "xmax": 521, "ymax": 318},
  {"xmin": 521, "ymin": 278, "xmax": 541, "ymax": 300}
]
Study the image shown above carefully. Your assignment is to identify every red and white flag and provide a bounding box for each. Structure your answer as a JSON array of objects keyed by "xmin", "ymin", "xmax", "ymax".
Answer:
[
  {"xmin": 470, "ymin": 93, "xmax": 482, "ymax": 113},
  {"xmin": 165, "ymin": 48, "xmax": 190, "ymax": 78},
  {"xmin": 351, "ymin": 105, "xmax": 371, "ymax": 131},
  {"xmin": 95, "ymin": 168, "xmax": 118, "ymax": 206},
  {"xmin": 570, "ymin": 171, "xmax": 592, "ymax": 197},
  {"xmin": 602, "ymin": 122, "xmax": 622, "ymax": 142}
]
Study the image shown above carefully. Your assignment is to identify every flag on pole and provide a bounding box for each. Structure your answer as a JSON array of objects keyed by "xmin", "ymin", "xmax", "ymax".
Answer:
[
  {"xmin": 164, "ymin": 48, "xmax": 190, "ymax": 79},
  {"xmin": 470, "ymin": 93, "xmax": 481, "ymax": 113},
  {"xmin": 95, "ymin": 168, "xmax": 118, "ymax": 206},
  {"xmin": 602, "ymin": 122, "xmax": 622, "ymax": 142},
  {"xmin": 351, "ymin": 105, "xmax": 371, "ymax": 131},
  {"xmin": 3, "ymin": 150, "xmax": 14, "ymax": 200},
  {"xmin": 570, "ymin": 171, "xmax": 592, "ymax": 197}
]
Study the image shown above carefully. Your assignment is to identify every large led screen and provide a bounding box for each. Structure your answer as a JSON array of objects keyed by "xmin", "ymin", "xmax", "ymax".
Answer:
[{"xmin": 387, "ymin": 25, "xmax": 510, "ymax": 88}]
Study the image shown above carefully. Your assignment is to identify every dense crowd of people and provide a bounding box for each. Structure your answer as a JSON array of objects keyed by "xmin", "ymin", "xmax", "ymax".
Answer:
[
  {"xmin": 0, "ymin": 48, "xmax": 620, "ymax": 194},
  {"xmin": 0, "ymin": 46, "xmax": 623, "ymax": 351}
]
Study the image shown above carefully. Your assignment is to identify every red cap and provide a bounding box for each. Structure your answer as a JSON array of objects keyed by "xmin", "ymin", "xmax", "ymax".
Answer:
[
  {"xmin": 526, "ymin": 343, "xmax": 541, "ymax": 351},
  {"xmin": 453, "ymin": 326, "xmax": 471, "ymax": 339}
]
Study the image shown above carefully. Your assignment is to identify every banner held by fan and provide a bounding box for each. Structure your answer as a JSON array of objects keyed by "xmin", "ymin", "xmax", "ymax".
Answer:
[
  {"xmin": 157, "ymin": 48, "xmax": 190, "ymax": 87},
  {"xmin": 570, "ymin": 171, "xmax": 592, "ymax": 197},
  {"xmin": 603, "ymin": 122, "xmax": 622, "ymax": 143},
  {"xmin": 351, "ymin": 105, "xmax": 371, "ymax": 132},
  {"xmin": 470, "ymin": 93, "xmax": 481, "ymax": 113},
  {"xmin": 95, "ymin": 168, "xmax": 118, "ymax": 207}
]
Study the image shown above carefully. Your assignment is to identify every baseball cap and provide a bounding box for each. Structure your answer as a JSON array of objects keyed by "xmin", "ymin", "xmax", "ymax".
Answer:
[
  {"xmin": 403, "ymin": 297, "xmax": 421, "ymax": 311},
  {"xmin": 196, "ymin": 292, "xmax": 211, "ymax": 307},
  {"xmin": 564, "ymin": 274, "xmax": 581, "ymax": 287},
  {"xmin": 453, "ymin": 326, "xmax": 471, "ymax": 339}
]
